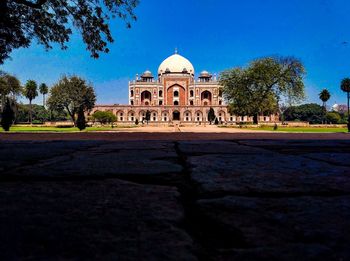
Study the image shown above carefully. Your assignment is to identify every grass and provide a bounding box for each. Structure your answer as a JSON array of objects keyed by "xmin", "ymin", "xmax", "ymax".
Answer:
[
  {"xmin": 0, "ymin": 125, "xmax": 137, "ymax": 132},
  {"xmin": 245, "ymin": 126, "xmax": 348, "ymax": 133}
]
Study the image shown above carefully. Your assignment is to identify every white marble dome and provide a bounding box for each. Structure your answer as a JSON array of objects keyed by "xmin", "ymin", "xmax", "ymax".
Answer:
[{"xmin": 158, "ymin": 53, "xmax": 194, "ymax": 75}]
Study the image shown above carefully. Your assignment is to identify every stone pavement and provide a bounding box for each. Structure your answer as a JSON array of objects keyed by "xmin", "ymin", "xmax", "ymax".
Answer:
[{"xmin": 0, "ymin": 138, "xmax": 350, "ymax": 260}]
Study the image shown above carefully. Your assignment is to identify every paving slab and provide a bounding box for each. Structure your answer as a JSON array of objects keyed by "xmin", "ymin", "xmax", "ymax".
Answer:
[
  {"xmin": 1, "ymin": 138, "xmax": 350, "ymax": 260},
  {"xmin": 301, "ymin": 152, "xmax": 350, "ymax": 167},
  {"xmin": 215, "ymin": 244, "xmax": 334, "ymax": 261},
  {"xmin": 0, "ymin": 141, "xmax": 105, "ymax": 172},
  {"xmin": 188, "ymin": 154, "xmax": 350, "ymax": 196},
  {"xmin": 0, "ymin": 179, "xmax": 196, "ymax": 260},
  {"xmin": 196, "ymin": 196, "xmax": 350, "ymax": 260},
  {"xmin": 94, "ymin": 140, "xmax": 175, "ymax": 151},
  {"xmin": 178, "ymin": 141, "xmax": 273, "ymax": 155},
  {"xmin": 238, "ymin": 140, "xmax": 350, "ymax": 154},
  {"xmin": 3, "ymin": 145, "xmax": 182, "ymax": 179}
]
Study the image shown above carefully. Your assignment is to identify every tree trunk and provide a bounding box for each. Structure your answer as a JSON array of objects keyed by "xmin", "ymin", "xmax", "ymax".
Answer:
[
  {"xmin": 29, "ymin": 100, "xmax": 32, "ymax": 125},
  {"xmin": 65, "ymin": 106, "xmax": 76, "ymax": 126},
  {"xmin": 253, "ymin": 114, "xmax": 259, "ymax": 125},
  {"xmin": 347, "ymin": 92, "xmax": 350, "ymax": 133},
  {"xmin": 1, "ymin": 95, "xmax": 5, "ymax": 113}
]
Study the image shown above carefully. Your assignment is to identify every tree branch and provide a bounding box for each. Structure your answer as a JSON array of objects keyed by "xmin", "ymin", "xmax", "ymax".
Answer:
[{"xmin": 13, "ymin": 0, "xmax": 48, "ymax": 9}]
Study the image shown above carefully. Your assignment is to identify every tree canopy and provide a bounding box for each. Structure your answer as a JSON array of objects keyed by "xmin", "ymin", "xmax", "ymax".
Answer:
[
  {"xmin": 341, "ymin": 78, "xmax": 350, "ymax": 93},
  {"xmin": 0, "ymin": 0, "xmax": 139, "ymax": 64},
  {"xmin": 284, "ymin": 103, "xmax": 324, "ymax": 124},
  {"xmin": 47, "ymin": 76, "xmax": 96, "ymax": 125},
  {"xmin": 92, "ymin": 111, "xmax": 116, "ymax": 125},
  {"xmin": 220, "ymin": 56, "xmax": 306, "ymax": 123},
  {"xmin": 39, "ymin": 83, "xmax": 49, "ymax": 105},
  {"xmin": 319, "ymin": 89, "xmax": 331, "ymax": 107},
  {"xmin": 23, "ymin": 80, "xmax": 38, "ymax": 102},
  {"xmin": 39, "ymin": 83, "xmax": 48, "ymax": 96},
  {"xmin": 0, "ymin": 72, "xmax": 22, "ymax": 110},
  {"xmin": 23, "ymin": 80, "xmax": 39, "ymax": 123}
]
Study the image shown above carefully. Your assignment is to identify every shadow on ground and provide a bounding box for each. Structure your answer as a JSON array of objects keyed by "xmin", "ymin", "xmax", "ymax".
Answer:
[{"xmin": 0, "ymin": 138, "xmax": 350, "ymax": 260}]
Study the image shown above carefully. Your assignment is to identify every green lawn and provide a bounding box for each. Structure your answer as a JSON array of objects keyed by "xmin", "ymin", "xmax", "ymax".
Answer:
[
  {"xmin": 245, "ymin": 126, "xmax": 348, "ymax": 133},
  {"xmin": 0, "ymin": 126, "xmax": 137, "ymax": 132}
]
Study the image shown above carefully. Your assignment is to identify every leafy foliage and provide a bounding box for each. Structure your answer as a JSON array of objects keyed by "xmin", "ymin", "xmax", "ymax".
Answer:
[
  {"xmin": 325, "ymin": 112, "xmax": 341, "ymax": 124},
  {"xmin": 39, "ymin": 83, "xmax": 49, "ymax": 105},
  {"xmin": 92, "ymin": 111, "xmax": 116, "ymax": 125},
  {"xmin": 220, "ymin": 56, "xmax": 306, "ymax": 123},
  {"xmin": 15, "ymin": 103, "xmax": 67, "ymax": 123},
  {"xmin": 284, "ymin": 103, "xmax": 324, "ymax": 124},
  {"xmin": 23, "ymin": 80, "xmax": 38, "ymax": 123},
  {"xmin": 0, "ymin": 71, "xmax": 22, "ymax": 110},
  {"xmin": 47, "ymin": 76, "xmax": 96, "ymax": 126},
  {"xmin": 341, "ymin": 78, "xmax": 350, "ymax": 93},
  {"xmin": 319, "ymin": 89, "xmax": 331, "ymax": 104},
  {"xmin": 23, "ymin": 80, "xmax": 38, "ymax": 101},
  {"xmin": 0, "ymin": 98, "xmax": 15, "ymax": 131},
  {"xmin": 0, "ymin": 0, "xmax": 139, "ymax": 63}
]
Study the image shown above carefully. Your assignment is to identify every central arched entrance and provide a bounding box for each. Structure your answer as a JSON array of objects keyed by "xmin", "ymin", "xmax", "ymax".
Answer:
[
  {"xmin": 141, "ymin": 90, "xmax": 152, "ymax": 105},
  {"xmin": 173, "ymin": 110, "xmax": 180, "ymax": 121}
]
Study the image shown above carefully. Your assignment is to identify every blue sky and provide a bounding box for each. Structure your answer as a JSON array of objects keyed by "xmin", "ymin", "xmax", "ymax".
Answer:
[{"xmin": 2, "ymin": 0, "xmax": 350, "ymax": 106}]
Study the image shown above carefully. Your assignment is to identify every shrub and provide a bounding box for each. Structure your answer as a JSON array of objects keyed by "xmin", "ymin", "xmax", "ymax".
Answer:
[
  {"xmin": 32, "ymin": 120, "xmax": 43, "ymax": 124},
  {"xmin": 135, "ymin": 119, "xmax": 139, "ymax": 125},
  {"xmin": 92, "ymin": 111, "xmax": 116, "ymax": 125},
  {"xmin": 1, "ymin": 98, "xmax": 15, "ymax": 131},
  {"xmin": 326, "ymin": 112, "xmax": 341, "ymax": 124},
  {"xmin": 76, "ymin": 109, "xmax": 86, "ymax": 131},
  {"xmin": 208, "ymin": 108, "xmax": 215, "ymax": 124}
]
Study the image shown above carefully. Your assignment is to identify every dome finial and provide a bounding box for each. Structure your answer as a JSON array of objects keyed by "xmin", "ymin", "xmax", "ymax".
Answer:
[{"xmin": 175, "ymin": 47, "xmax": 178, "ymax": 54}]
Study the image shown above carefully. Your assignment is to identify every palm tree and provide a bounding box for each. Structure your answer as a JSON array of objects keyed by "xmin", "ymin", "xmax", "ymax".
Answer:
[
  {"xmin": 319, "ymin": 89, "xmax": 331, "ymax": 110},
  {"xmin": 319, "ymin": 89, "xmax": 331, "ymax": 124},
  {"xmin": 23, "ymin": 80, "xmax": 38, "ymax": 124},
  {"xmin": 340, "ymin": 78, "xmax": 350, "ymax": 132},
  {"xmin": 39, "ymin": 83, "xmax": 49, "ymax": 107}
]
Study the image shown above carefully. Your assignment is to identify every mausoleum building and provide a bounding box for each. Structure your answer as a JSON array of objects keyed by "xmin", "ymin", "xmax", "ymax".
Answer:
[{"xmin": 91, "ymin": 51, "xmax": 278, "ymax": 125}]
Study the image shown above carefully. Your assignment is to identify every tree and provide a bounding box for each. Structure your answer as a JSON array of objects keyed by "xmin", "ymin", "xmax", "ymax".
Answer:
[
  {"xmin": 326, "ymin": 112, "xmax": 341, "ymax": 124},
  {"xmin": 319, "ymin": 89, "xmax": 331, "ymax": 123},
  {"xmin": 0, "ymin": 0, "xmax": 139, "ymax": 64},
  {"xmin": 1, "ymin": 98, "xmax": 15, "ymax": 131},
  {"xmin": 220, "ymin": 56, "xmax": 306, "ymax": 124},
  {"xmin": 340, "ymin": 78, "xmax": 350, "ymax": 132},
  {"xmin": 76, "ymin": 108, "xmax": 86, "ymax": 131},
  {"xmin": 23, "ymin": 80, "xmax": 38, "ymax": 124},
  {"xmin": 39, "ymin": 83, "xmax": 49, "ymax": 106},
  {"xmin": 15, "ymin": 104, "xmax": 53, "ymax": 123},
  {"xmin": 0, "ymin": 71, "xmax": 22, "ymax": 111},
  {"xmin": 92, "ymin": 111, "xmax": 116, "ymax": 126},
  {"xmin": 145, "ymin": 110, "xmax": 151, "ymax": 124},
  {"xmin": 47, "ymin": 76, "xmax": 96, "ymax": 126},
  {"xmin": 319, "ymin": 89, "xmax": 331, "ymax": 109},
  {"xmin": 208, "ymin": 107, "xmax": 215, "ymax": 124},
  {"xmin": 284, "ymin": 103, "xmax": 324, "ymax": 124}
]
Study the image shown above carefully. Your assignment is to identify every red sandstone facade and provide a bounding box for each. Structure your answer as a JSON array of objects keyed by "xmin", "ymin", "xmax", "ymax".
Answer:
[{"xmin": 92, "ymin": 52, "xmax": 278, "ymax": 125}]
